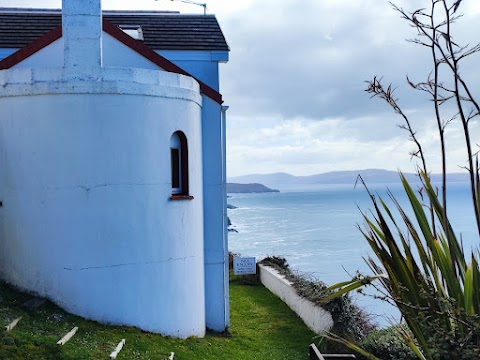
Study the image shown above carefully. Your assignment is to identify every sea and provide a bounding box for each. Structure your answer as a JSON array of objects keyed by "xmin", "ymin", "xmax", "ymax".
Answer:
[{"xmin": 227, "ymin": 181, "xmax": 479, "ymax": 327}]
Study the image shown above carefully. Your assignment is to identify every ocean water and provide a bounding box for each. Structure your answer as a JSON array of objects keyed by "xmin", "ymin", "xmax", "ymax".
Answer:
[{"xmin": 227, "ymin": 181, "xmax": 479, "ymax": 326}]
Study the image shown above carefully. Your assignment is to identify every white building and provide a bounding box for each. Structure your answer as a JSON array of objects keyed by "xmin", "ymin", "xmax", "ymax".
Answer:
[{"xmin": 0, "ymin": 0, "xmax": 229, "ymax": 339}]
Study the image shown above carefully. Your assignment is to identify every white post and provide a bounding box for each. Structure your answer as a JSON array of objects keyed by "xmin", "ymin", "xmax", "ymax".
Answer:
[
  {"xmin": 109, "ymin": 339, "xmax": 126, "ymax": 359},
  {"xmin": 57, "ymin": 326, "xmax": 79, "ymax": 345},
  {"xmin": 62, "ymin": 0, "xmax": 103, "ymax": 78},
  {"xmin": 5, "ymin": 317, "xmax": 22, "ymax": 332}
]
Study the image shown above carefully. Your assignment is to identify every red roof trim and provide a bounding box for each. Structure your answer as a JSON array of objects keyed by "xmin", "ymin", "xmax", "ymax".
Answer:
[
  {"xmin": 0, "ymin": 26, "xmax": 62, "ymax": 70},
  {"xmin": 0, "ymin": 19, "xmax": 223, "ymax": 104},
  {"xmin": 103, "ymin": 19, "xmax": 223, "ymax": 104}
]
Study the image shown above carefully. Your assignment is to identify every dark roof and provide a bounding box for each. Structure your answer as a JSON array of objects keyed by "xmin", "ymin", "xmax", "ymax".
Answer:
[{"xmin": 0, "ymin": 8, "xmax": 229, "ymax": 51}]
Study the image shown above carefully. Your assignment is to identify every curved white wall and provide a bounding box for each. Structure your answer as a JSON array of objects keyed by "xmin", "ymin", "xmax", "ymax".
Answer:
[{"xmin": 0, "ymin": 68, "xmax": 205, "ymax": 338}]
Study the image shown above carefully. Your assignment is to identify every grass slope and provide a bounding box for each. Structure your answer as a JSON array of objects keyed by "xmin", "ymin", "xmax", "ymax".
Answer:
[{"xmin": 0, "ymin": 276, "xmax": 316, "ymax": 359}]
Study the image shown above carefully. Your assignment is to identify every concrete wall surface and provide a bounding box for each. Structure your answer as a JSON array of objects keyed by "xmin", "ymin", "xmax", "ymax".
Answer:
[
  {"xmin": 0, "ymin": 81, "xmax": 205, "ymax": 337},
  {"xmin": 258, "ymin": 264, "xmax": 334, "ymax": 334},
  {"xmin": 0, "ymin": 67, "xmax": 201, "ymax": 104}
]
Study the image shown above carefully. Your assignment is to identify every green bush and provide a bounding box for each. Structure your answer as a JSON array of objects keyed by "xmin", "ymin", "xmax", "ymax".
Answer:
[{"xmin": 358, "ymin": 326, "xmax": 417, "ymax": 360}]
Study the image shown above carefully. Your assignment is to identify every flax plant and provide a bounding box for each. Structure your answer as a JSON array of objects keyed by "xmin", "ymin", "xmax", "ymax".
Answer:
[{"xmin": 322, "ymin": 1, "xmax": 480, "ymax": 358}]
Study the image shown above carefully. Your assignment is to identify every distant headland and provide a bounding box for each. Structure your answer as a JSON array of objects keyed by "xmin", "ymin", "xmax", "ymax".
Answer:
[
  {"xmin": 228, "ymin": 169, "xmax": 469, "ymax": 187},
  {"xmin": 226, "ymin": 183, "xmax": 280, "ymax": 194}
]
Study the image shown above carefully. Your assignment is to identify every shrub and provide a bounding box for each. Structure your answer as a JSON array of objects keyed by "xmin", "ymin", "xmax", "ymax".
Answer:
[{"xmin": 359, "ymin": 326, "xmax": 417, "ymax": 360}]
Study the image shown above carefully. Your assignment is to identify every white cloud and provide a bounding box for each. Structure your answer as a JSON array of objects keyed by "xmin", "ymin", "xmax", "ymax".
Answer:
[
  {"xmin": 227, "ymin": 108, "xmax": 480, "ymax": 177},
  {"xmin": 227, "ymin": 114, "xmax": 408, "ymax": 176}
]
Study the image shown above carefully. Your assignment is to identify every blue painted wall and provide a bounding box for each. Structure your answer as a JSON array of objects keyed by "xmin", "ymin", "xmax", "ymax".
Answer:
[
  {"xmin": 0, "ymin": 49, "xmax": 16, "ymax": 59},
  {"xmin": 202, "ymin": 96, "xmax": 229, "ymax": 331},
  {"xmin": 157, "ymin": 50, "xmax": 228, "ymax": 91}
]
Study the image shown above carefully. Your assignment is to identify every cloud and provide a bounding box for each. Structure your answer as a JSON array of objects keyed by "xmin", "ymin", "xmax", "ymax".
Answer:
[
  {"xmin": 221, "ymin": 0, "xmax": 480, "ymax": 175},
  {"xmin": 227, "ymin": 113, "xmax": 409, "ymax": 176},
  {"xmin": 220, "ymin": 0, "xmax": 433, "ymax": 121},
  {"xmin": 226, "ymin": 107, "xmax": 480, "ymax": 177}
]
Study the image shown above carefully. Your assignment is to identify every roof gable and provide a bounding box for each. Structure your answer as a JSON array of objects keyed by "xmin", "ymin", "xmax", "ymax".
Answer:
[
  {"xmin": 103, "ymin": 20, "xmax": 222, "ymax": 103},
  {"xmin": 0, "ymin": 18, "xmax": 222, "ymax": 104}
]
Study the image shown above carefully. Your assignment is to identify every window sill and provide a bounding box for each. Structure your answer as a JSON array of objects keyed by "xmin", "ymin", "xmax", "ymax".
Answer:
[{"xmin": 170, "ymin": 195, "xmax": 194, "ymax": 201}]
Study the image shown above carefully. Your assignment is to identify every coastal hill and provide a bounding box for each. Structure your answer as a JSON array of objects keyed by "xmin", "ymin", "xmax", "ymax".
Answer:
[
  {"xmin": 228, "ymin": 169, "xmax": 469, "ymax": 187},
  {"xmin": 227, "ymin": 183, "xmax": 280, "ymax": 193}
]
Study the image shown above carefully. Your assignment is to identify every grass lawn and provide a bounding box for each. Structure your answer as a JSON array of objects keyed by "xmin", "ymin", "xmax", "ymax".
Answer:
[{"xmin": 0, "ymin": 275, "xmax": 317, "ymax": 359}]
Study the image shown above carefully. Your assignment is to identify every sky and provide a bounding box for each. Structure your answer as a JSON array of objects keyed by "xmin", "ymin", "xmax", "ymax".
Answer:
[{"xmin": 2, "ymin": 0, "xmax": 480, "ymax": 176}]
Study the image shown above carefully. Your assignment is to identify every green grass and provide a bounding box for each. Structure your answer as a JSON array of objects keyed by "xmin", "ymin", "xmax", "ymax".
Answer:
[{"xmin": 0, "ymin": 275, "xmax": 317, "ymax": 359}]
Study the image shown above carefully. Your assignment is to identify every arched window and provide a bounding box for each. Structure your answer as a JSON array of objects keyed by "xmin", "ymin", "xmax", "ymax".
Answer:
[{"xmin": 170, "ymin": 131, "xmax": 191, "ymax": 199}]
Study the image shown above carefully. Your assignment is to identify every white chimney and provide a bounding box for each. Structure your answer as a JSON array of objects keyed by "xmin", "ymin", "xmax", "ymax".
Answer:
[{"xmin": 62, "ymin": 0, "xmax": 103, "ymax": 78}]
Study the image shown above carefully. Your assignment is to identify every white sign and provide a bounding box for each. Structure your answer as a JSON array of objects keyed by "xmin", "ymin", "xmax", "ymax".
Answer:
[{"xmin": 233, "ymin": 257, "xmax": 256, "ymax": 275}]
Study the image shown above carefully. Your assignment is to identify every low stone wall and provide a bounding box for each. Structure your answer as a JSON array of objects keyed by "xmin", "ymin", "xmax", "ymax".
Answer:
[{"xmin": 258, "ymin": 264, "xmax": 333, "ymax": 333}]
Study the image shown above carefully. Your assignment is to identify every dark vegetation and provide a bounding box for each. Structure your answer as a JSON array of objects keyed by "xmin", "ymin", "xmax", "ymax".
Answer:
[{"xmin": 358, "ymin": 326, "xmax": 417, "ymax": 360}]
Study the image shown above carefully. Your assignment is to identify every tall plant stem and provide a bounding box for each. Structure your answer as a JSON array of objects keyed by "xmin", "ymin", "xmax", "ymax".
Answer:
[
  {"xmin": 441, "ymin": 0, "xmax": 480, "ymax": 238},
  {"xmin": 431, "ymin": 0, "xmax": 452, "ymax": 272}
]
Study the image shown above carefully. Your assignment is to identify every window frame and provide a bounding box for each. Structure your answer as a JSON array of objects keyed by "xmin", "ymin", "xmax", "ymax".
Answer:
[
  {"xmin": 169, "ymin": 131, "xmax": 193, "ymax": 200},
  {"xmin": 119, "ymin": 24, "xmax": 144, "ymax": 40}
]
